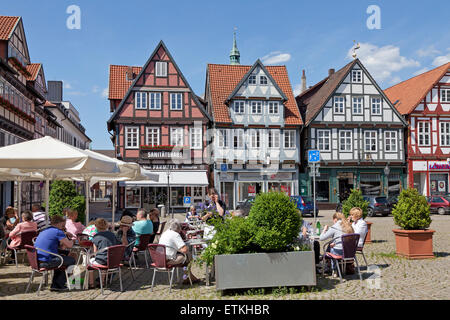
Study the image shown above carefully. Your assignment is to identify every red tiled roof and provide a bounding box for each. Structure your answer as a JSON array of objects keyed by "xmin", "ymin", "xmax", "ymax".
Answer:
[
  {"xmin": 207, "ymin": 63, "xmax": 302, "ymax": 125},
  {"xmin": 384, "ymin": 62, "xmax": 450, "ymax": 115},
  {"xmin": 0, "ymin": 16, "xmax": 20, "ymax": 40},
  {"xmin": 25, "ymin": 63, "xmax": 41, "ymax": 81},
  {"xmin": 108, "ymin": 65, "xmax": 142, "ymax": 100}
]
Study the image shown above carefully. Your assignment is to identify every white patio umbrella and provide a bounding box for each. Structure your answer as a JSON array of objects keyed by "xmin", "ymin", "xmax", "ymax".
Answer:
[
  {"xmin": 0, "ymin": 136, "xmax": 120, "ymax": 224},
  {"xmin": 70, "ymin": 152, "xmax": 159, "ymax": 225}
]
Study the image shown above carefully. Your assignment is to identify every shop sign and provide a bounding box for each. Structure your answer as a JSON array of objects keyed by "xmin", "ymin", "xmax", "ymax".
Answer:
[
  {"xmin": 269, "ymin": 172, "xmax": 292, "ymax": 180},
  {"xmin": 248, "ymin": 185, "xmax": 256, "ymax": 197},
  {"xmin": 428, "ymin": 161, "xmax": 450, "ymax": 170},
  {"xmin": 438, "ymin": 181, "xmax": 446, "ymax": 192}
]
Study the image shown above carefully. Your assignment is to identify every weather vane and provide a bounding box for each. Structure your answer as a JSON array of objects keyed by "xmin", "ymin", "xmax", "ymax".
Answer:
[{"xmin": 352, "ymin": 40, "xmax": 360, "ymax": 59}]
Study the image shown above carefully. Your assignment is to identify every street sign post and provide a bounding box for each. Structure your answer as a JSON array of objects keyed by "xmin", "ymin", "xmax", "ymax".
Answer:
[
  {"xmin": 308, "ymin": 150, "xmax": 320, "ymax": 234},
  {"xmin": 183, "ymin": 196, "xmax": 192, "ymax": 208}
]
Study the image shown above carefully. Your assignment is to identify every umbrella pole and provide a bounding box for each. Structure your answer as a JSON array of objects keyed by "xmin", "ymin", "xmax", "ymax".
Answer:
[
  {"xmin": 112, "ymin": 182, "xmax": 116, "ymax": 230},
  {"xmin": 17, "ymin": 180, "xmax": 21, "ymax": 221},
  {"xmin": 85, "ymin": 180, "xmax": 90, "ymax": 225},
  {"xmin": 45, "ymin": 179, "xmax": 50, "ymax": 225}
]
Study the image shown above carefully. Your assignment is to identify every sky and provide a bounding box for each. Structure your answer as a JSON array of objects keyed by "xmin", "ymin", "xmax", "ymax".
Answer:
[{"xmin": 3, "ymin": 0, "xmax": 450, "ymax": 149}]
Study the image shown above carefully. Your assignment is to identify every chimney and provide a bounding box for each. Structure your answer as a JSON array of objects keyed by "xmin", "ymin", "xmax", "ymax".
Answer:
[
  {"xmin": 301, "ymin": 69, "xmax": 307, "ymax": 93},
  {"xmin": 328, "ymin": 69, "xmax": 335, "ymax": 77},
  {"xmin": 126, "ymin": 66, "xmax": 134, "ymax": 81}
]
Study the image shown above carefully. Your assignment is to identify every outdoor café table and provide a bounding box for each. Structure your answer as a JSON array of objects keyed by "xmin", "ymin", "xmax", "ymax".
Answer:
[
  {"xmin": 185, "ymin": 238, "xmax": 212, "ymax": 286},
  {"xmin": 70, "ymin": 241, "xmax": 93, "ymax": 266}
]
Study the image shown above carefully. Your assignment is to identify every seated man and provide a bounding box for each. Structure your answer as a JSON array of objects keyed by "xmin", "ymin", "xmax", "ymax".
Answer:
[
  {"xmin": 34, "ymin": 215, "xmax": 75, "ymax": 291},
  {"xmin": 132, "ymin": 209, "xmax": 153, "ymax": 247},
  {"xmin": 159, "ymin": 219, "xmax": 199, "ymax": 284},
  {"xmin": 32, "ymin": 204, "xmax": 49, "ymax": 232}
]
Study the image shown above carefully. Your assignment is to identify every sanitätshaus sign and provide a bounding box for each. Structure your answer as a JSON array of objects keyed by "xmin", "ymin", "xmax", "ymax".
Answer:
[{"xmin": 428, "ymin": 161, "xmax": 450, "ymax": 170}]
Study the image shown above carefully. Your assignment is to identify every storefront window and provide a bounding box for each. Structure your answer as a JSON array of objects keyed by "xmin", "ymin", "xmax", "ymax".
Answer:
[
  {"xmin": 388, "ymin": 173, "xmax": 401, "ymax": 196},
  {"xmin": 268, "ymin": 182, "xmax": 292, "ymax": 196},
  {"xmin": 360, "ymin": 173, "xmax": 381, "ymax": 196},
  {"xmin": 430, "ymin": 173, "xmax": 448, "ymax": 195},
  {"xmin": 125, "ymin": 187, "xmax": 141, "ymax": 208},
  {"xmin": 312, "ymin": 173, "xmax": 330, "ymax": 202},
  {"xmin": 239, "ymin": 182, "xmax": 262, "ymax": 201}
]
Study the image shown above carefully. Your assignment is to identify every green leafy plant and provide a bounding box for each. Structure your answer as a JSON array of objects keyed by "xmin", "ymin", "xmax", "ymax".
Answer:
[
  {"xmin": 392, "ymin": 188, "xmax": 431, "ymax": 230},
  {"xmin": 341, "ymin": 189, "xmax": 369, "ymax": 219},
  {"xmin": 48, "ymin": 180, "xmax": 86, "ymax": 223},
  {"xmin": 247, "ymin": 191, "xmax": 302, "ymax": 252}
]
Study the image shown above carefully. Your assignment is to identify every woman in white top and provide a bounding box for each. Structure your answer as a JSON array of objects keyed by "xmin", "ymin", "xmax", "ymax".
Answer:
[
  {"xmin": 158, "ymin": 219, "xmax": 199, "ymax": 283},
  {"xmin": 349, "ymin": 207, "xmax": 368, "ymax": 248}
]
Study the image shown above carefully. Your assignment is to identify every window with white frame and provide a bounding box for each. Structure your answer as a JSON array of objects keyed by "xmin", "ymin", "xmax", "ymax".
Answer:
[
  {"xmin": 418, "ymin": 121, "xmax": 430, "ymax": 146},
  {"xmin": 170, "ymin": 127, "xmax": 184, "ymax": 146},
  {"xmin": 135, "ymin": 92, "xmax": 147, "ymax": 109},
  {"xmin": 268, "ymin": 101, "xmax": 279, "ymax": 114},
  {"xmin": 251, "ymin": 101, "xmax": 262, "ymax": 114},
  {"xmin": 190, "ymin": 127, "xmax": 202, "ymax": 149},
  {"xmin": 233, "ymin": 129, "xmax": 244, "ymax": 149},
  {"xmin": 284, "ymin": 130, "xmax": 296, "ymax": 149},
  {"xmin": 155, "ymin": 61, "xmax": 167, "ymax": 77},
  {"xmin": 149, "ymin": 92, "xmax": 161, "ymax": 110},
  {"xmin": 352, "ymin": 97, "xmax": 363, "ymax": 114},
  {"xmin": 260, "ymin": 75, "xmax": 268, "ymax": 85},
  {"xmin": 317, "ymin": 130, "xmax": 330, "ymax": 151},
  {"xmin": 233, "ymin": 101, "xmax": 245, "ymax": 114},
  {"xmin": 364, "ymin": 131, "xmax": 377, "ymax": 152},
  {"xmin": 146, "ymin": 127, "xmax": 160, "ymax": 146},
  {"xmin": 339, "ymin": 130, "xmax": 352, "ymax": 152},
  {"xmin": 352, "ymin": 70, "xmax": 362, "ymax": 83},
  {"xmin": 268, "ymin": 130, "xmax": 280, "ymax": 149},
  {"xmin": 170, "ymin": 93, "xmax": 183, "ymax": 110},
  {"xmin": 385, "ymin": 130, "xmax": 397, "ymax": 152},
  {"xmin": 371, "ymin": 97, "xmax": 382, "ymax": 115},
  {"xmin": 441, "ymin": 89, "xmax": 450, "ymax": 103},
  {"xmin": 125, "ymin": 127, "xmax": 139, "ymax": 149},
  {"xmin": 217, "ymin": 129, "xmax": 229, "ymax": 148},
  {"xmin": 249, "ymin": 130, "xmax": 261, "ymax": 148},
  {"xmin": 440, "ymin": 122, "xmax": 450, "ymax": 146},
  {"xmin": 334, "ymin": 96, "xmax": 345, "ymax": 114},
  {"xmin": 248, "ymin": 75, "xmax": 257, "ymax": 85}
]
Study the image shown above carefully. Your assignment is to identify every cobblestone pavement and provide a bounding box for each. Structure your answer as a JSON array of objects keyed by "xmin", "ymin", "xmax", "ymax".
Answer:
[{"xmin": 1, "ymin": 209, "xmax": 449, "ymax": 300}]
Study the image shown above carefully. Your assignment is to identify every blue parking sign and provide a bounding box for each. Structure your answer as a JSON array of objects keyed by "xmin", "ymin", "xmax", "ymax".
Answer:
[
  {"xmin": 183, "ymin": 197, "xmax": 192, "ymax": 206},
  {"xmin": 308, "ymin": 150, "xmax": 320, "ymax": 163},
  {"xmin": 220, "ymin": 163, "xmax": 228, "ymax": 172}
]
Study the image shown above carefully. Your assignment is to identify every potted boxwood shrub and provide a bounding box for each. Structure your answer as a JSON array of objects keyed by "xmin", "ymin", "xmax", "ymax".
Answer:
[
  {"xmin": 392, "ymin": 188, "xmax": 434, "ymax": 259},
  {"xmin": 341, "ymin": 189, "xmax": 372, "ymax": 243},
  {"xmin": 198, "ymin": 191, "xmax": 317, "ymax": 291}
]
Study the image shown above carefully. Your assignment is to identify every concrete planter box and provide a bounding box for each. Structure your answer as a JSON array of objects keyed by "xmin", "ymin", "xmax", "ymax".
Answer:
[{"xmin": 214, "ymin": 250, "xmax": 316, "ymax": 291}]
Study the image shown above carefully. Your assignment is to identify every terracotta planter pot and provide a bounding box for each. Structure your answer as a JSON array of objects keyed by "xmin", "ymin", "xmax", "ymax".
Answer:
[
  {"xmin": 365, "ymin": 221, "xmax": 373, "ymax": 244},
  {"xmin": 392, "ymin": 229, "xmax": 435, "ymax": 259}
]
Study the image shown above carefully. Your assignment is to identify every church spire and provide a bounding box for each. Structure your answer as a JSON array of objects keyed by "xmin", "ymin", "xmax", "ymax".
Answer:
[{"xmin": 229, "ymin": 28, "xmax": 240, "ymax": 65}]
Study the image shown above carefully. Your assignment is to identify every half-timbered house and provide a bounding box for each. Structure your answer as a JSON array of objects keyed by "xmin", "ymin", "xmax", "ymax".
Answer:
[
  {"xmin": 296, "ymin": 59, "xmax": 408, "ymax": 207},
  {"xmin": 107, "ymin": 41, "xmax": 211, "ymax": 212},
  {"xmin": 385, "ymin": 62, "xmax": 450, "ymax": 197}
]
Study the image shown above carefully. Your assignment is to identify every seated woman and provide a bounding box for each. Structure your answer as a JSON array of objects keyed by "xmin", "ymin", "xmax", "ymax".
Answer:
[
  {"xmin": 64, "ymin": 208, "xmax": 85, "ymax": 240},
  {"xmin": 115, "ymin": 216, "xmax": 136, "ymax": 261},
  {"xmin": 185, "ymin": 205, "xmax": 199, "ymax": 222},
  {"xmin": 349, "ymin": 207, "xmax": 368, "ymax": 248},
  {"xmin": 158, "ymin": 219, "xmax": 199, "ymax": 284},
  {"xmin": 89, "ymin": 218, "xmax": 119, "ymax": 288},
  {"xmin": 6, "ymin": 210, "xmax": 37, "ymax": 264},
  {"xmin": 1, "ymin": 207, "xmax": 19, "ymax": 238},
  {"xmin": 319, "ymin": 212, "xmax": 354, "ymax": 277}
]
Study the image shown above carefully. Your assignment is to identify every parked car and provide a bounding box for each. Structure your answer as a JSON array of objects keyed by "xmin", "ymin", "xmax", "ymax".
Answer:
[
  {"xmin": 363, "ymin": 196, "xmax": 391, "ymax": 217},
  {"xmin": 387, "ymin": 195, "xmax": 398, "ymax": 210},
  {"xmin": 290, "ymin": 196, "xmax": 319, "ymax": 217},
  {"xmin": 235, "ymin": 197, "xmax": 255, "ymax": 216},
  {"xmin": 426, "ymin": 196, "xmax": 450, "ymax": 215}
]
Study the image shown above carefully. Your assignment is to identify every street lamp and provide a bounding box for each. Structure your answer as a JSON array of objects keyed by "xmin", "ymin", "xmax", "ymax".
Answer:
[
  {"xmin": 384, "ymin": 164, "xmax": 390, "ymax": 198},
  {"xmin": 166, "ymin": 168, "xmax": 172, "ymax": 219}
]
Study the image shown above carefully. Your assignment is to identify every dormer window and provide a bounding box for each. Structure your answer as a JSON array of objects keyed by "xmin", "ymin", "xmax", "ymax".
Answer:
[
  {"xmin": 268, "ymin": 101, "xmax": 279, "ymax": 114},
  {"xmin": 352, "ymin": 70, "xmax": 362, "ymax": 83},
  {"xmin": 233, "ymin": 101, "xmax": 245, "ymax": 114},
  {"xmin": 260, "ymin": 76, "xmax": 268, "ymax": 85},
  {"xmin": 155, "ymin": 61, "xmax": 167, "ymax": 77},
  {"xmin": 441, "ymin": 89, "xmax": 450, "ymax": 103},
  {"xmin": 249, "ymin": 75, "xmax": 257, "ymax": 85}
]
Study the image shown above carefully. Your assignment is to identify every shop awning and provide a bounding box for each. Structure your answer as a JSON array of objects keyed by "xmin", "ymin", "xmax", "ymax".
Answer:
[{"xmin": 119, "ymin": 170, "xmax": 209, "ymax": 187}]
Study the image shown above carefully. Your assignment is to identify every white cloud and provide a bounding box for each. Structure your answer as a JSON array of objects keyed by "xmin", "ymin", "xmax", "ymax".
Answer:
[
  {"xmin": 413, "ymin": 67, "xmax": 430, "ymax": 76},
  {"xmin": 92, "ymin": 85, "xmax": 100, "ymax": 94},
  {"xmin": 101, "ymin": 87, "xmax": 109, "ymax": 98},
  {"xmin": 389, "ymin": 76, "xmax": 402, "ymax": 85},
  {"xmin": 63, "ymin": 81, "xmax": 72, "ymax": 89},
  {"xmin": 261, "ymin": 51, "xmax": 291, "ymax": 65},
  {"xmin": 348, "ymin": 43, "xmax": 420, "ymax": 83},
  {"xmin": 416, "ymin": 46, "xmax": 441, "ymax": 58},
  {"xmin": 432, "ymin": 53, "xmax": 450, "ymax": 67}
]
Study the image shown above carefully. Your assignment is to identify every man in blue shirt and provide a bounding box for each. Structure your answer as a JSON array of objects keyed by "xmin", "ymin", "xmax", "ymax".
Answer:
[
  {"xmin": 34, "ymin": 215, "xmax": 75, "ymax": 291},
  {"xmin": 132, "ymin": 209, "xmax": 153, "ymax": 246}
]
